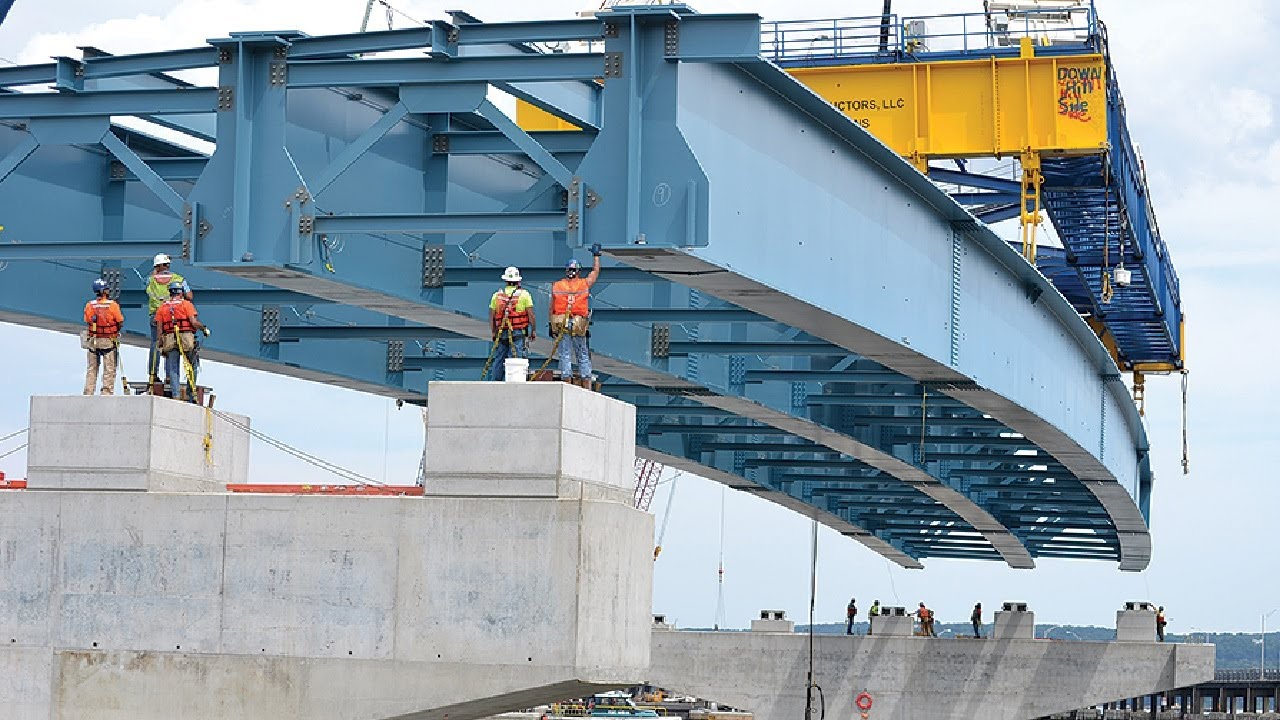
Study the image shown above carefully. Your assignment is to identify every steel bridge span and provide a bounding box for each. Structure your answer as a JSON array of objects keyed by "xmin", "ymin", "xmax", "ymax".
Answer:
[{"xmin": 0, "ymin": 7, "xmax": 1153, "ymax": 570}]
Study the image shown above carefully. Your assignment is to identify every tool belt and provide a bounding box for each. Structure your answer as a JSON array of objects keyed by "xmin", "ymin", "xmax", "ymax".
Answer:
[
  {"xmin": 80, "ymin": 331, "xmax": 117, "ymax": 351},
  {"xmin": 550, "ymin": 315, "xmax": 589, "ymax": 337},
  {"xmin": 159, "ymin": 331, "xmax": 196, "ymax": 354}
]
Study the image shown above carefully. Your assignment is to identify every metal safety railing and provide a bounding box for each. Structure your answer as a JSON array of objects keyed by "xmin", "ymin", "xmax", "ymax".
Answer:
[
  {"xmin": 762, "ymin": 2, "xmax": 1099, "ymax": 64},
  {"xmin": 1214, "ymin": 669, "xmax": 1280, "ymax": 683},
  {"xmin": 761, "ymin": 15, "xmax": 900, "ymax": 63}
]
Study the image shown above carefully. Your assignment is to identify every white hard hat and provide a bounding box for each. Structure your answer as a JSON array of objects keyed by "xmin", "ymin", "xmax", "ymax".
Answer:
[
  {"xmin": 501, "ymin": 266, "xmax": 522, "ymax": 282},
  {"xmin": 153, "ymin": 253, "xmax": 172, "ymax": 266}
]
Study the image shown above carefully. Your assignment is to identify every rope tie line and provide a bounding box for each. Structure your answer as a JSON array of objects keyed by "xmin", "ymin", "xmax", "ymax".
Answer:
[{"xmin": 209, "ymin": 409, "xmax": 387, "ymax": 487}]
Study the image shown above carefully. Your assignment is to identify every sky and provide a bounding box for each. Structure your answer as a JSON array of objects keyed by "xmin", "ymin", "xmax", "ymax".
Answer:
[{"xmin": 1, "ymin": 0, "xmax": 1278, "ymax": 635}]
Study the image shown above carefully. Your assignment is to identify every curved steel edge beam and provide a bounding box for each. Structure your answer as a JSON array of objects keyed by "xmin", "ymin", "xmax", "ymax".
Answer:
[
  {"xmin": 604, "ymin": 57, "xmax": 1149, "ymax": 569},
  {"xmin": 639, "ymin": 448, "xmax": 923, "ymax": 570},
  {"xmin": 615, "ymin": 247, "xmax": 1146, "ymax": 571},
  {"xmin": 741, "ymin": 57, "xmax": 1153, "ymax": 504}
]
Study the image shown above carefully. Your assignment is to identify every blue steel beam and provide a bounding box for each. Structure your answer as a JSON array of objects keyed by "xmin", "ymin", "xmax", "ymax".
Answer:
[
  {"xmin": 0, "ymin": 89, "xmax": 218, "ymax": 118},
  {"xmin": 310, "ymin": 212, "xmax": 566, "ymax": 234},
  {"xmin": 0, "ymin": 241, "xmax": 180, "ymax": 260},
  {"xmin": 285, "ymin": 54, "xmax": 605, "ymax": 88},
  {"xmin": 0, "ymin": 9, "xmax": 1153, "ymax": 572}
]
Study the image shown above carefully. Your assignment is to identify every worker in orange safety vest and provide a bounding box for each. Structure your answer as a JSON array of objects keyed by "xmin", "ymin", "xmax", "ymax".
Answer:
[
  {"xmin": 549, "ymin": 243, "xmax": 601, "ymax": 387},
  {"xmin": 83, "ymin": 278, "xmax": 124, "ymax": 395},
  {"xmin": 153, "ymin": 282, "xmax": 208, "ymax": 401},
  {"xmin": 916, "ymin": 602, "xmax": 937, "ymax": 637}
]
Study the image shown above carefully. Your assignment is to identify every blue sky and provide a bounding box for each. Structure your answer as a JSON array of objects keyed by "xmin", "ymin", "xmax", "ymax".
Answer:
[{"xmin": 1, "ymin": 0, "xmax": 1277, "ymax": 634}]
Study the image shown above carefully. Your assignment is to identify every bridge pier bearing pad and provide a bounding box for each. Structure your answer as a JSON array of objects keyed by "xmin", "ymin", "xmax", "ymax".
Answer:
[{"xmin": 0, "ymin": 382, "xmax": 652, "ymax": 719}]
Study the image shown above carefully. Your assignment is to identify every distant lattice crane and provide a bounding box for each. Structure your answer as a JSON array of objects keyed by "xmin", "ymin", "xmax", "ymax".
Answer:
[{"xmin": 632, "ymin": 458, "xmax": 663, "ymax": 511}]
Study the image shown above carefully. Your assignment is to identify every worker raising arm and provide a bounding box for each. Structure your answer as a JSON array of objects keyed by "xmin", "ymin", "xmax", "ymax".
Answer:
[{"xmin": 550, "ymin": 243, "xmax": 601, "ymax": 388}]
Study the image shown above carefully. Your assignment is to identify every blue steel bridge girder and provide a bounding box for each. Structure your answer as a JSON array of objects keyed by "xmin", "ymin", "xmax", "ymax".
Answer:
[{"xmin": 0, "ymin": 8, "xmax": 1151, "ymax": 571}]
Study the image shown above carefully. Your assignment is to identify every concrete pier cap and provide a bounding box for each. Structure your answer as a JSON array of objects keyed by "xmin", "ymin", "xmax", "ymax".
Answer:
[{"xmin": 0, "ymin": 383, "xmax": 654, "ymax": 720}]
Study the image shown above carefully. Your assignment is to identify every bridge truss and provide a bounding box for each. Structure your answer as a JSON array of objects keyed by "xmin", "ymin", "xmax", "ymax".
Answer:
[{"xmin": 0, "ymin": 6, "xmax": 1153, "ymax": 569}]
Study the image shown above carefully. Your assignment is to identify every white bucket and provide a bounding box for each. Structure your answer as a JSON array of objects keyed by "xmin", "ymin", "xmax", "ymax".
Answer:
[{"xmin": 504, "ymin": 357, "xmax": 529, "ymax": 382}]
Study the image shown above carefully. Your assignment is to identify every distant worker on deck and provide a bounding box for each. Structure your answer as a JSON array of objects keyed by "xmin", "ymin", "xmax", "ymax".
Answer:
[
  {"xmin": 1156, "ymin": 606, "xmax": 1167, "ymax": 642},
  {"xmin": 145, "ymin": 253, "xmax": 191, "ymax": 382},
  {"xmin": 154, "ymin": 282, "xmax": 208, "ymax": 401},
  {"xmin": 846, "ymin": 597, "xmax": 858, "ymax": 635},
  {"xmin": 971, "ymin": 603, "xmax": 983, "ymax": 639},
  {"xmin": 550, "ymin": 243, "xmax": 601, "ymax": 388},
  {"xmin": 83, "ymin": 278, "xmax": 123, "ymax": 396},
  {"xmin": 487, "ymin": 266, "xmax": 536, "ymax": 381},
  {"xmin": 868, "ymin": 600, "xmax": 881, "ymax": 635},
  {"xmin": 916, "ymin": 602, "xmax": 936, "ymax": 637}
]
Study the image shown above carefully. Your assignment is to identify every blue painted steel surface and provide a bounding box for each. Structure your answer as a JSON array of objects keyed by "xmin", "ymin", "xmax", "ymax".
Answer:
[
  {"xmin": 0, "ymin": 7, "xmax": 1153, "ymax": 570},
  {"xmin": 763, "ymin": 3, "xmax": 1184, "ymax": 372}
]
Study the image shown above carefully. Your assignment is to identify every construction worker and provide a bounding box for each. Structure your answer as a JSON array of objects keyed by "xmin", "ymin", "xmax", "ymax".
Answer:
[
  {"xmin": 916, "ymin": 602, "xmax": 937, "ymax": 637},
  {"xmin": 83, "ymin": 278, "xmax": 123, "ymax": 395},
  {"xmin": 971, "ymin": 603, "xmax": 983, "ymax": 639},
  {"xmin": 487, "ymin": 266, "xmax": 536, "ymax": 381},
  {"xmin": 153, "ymin": 281, "xmax": 208, "ymax": 401},
  {"xmin": 868, "ymin": 600, "xmax": 881, "ymax": 636},
  {"xmin": 550, "ymin": 243, "xmax": 602, "ymax": 387},
  {"xmin": 1156, "ymin": 606, "xmax": 1167, "ymax": 642},
  {"xmin": 145, "ymin": 253, "xmax": 191, "ymax": 382},
  {"xmin": 846, "ymin": 597, "xmax": 858, "ymax": 635}
]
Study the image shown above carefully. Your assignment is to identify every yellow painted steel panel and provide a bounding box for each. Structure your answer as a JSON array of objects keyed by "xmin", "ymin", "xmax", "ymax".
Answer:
[
  {"xmin": 785, "ymin": 54, "xmax": 1107, "ymax": 160},
  {"xmin": 516, "ymin": 100, "xmax": 582, "ymax": 131}
]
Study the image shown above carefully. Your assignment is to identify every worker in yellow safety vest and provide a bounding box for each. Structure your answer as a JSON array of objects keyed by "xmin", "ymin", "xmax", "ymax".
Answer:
[
  {"xmin": 487, "ymin": 266, "xmax": 536, "ymax": 381},
  {"xmin": 549, "ymin": 243, "xmax": 601, "ymax": 387}
]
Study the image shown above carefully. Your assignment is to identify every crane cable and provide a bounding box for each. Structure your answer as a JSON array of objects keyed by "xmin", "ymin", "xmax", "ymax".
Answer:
[
  {"xmin": 803, "ymin": 518, "xmax": 825, "ymax": 720},
  {"xmin": 1181, "ymin": 370, "xmax": 1190, "ymax": 475},
  {"xmin": 0, "ymin": 428, "xmax": 28, "ymax": 462},
  {"xmin": 653, "ymin": 470, "xmax": 681, "ymax": 561},
  {"xmin": 0, "ymin": 428, "xmax": 27, "ymax": 444},
  {"xmin": 713, "ymin": 484, "xmax": 726, "ymax": 630},
  {"xmin": 209, "ymin": 409, "xmax": 388, "ymax": 488},
  {"xmin": 1101, "ymin": 152, "xmax": 1114, "ymax": 305}
]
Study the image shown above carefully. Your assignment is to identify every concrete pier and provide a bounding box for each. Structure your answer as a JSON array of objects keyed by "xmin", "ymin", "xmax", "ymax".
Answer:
[
  {"xmin": 24, "ymin": 394, "xmax": 250, "ymax": 491},
  {"xmin": 0, "ymin": 383, "xmax": 652, "ymax": 719},
  {"xmin": 649, "ymin": 630, "xmax": 1214, "ymax": 720}
]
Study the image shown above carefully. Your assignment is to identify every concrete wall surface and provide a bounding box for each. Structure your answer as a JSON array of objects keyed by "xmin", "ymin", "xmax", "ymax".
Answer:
[
  {"xmin": 25, "ymin": 395, "xmax": 250, "ymax": 491},
  {"xmin": 0, "ymin": 490, "xmax": 652, "ymax": 719},
  {"xmin": 648, "ymin": 631, "xmax": 1215, "ymax": 720},
  {"xmin": 424, "ymin": 382, "xmax": 635, "ymax": 504}
]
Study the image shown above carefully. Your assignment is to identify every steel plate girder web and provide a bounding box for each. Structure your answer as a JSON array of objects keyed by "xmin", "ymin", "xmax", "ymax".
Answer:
[{"xmin": 576, "ymin": 16, "xmax": 1149, "ymax": 570}]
